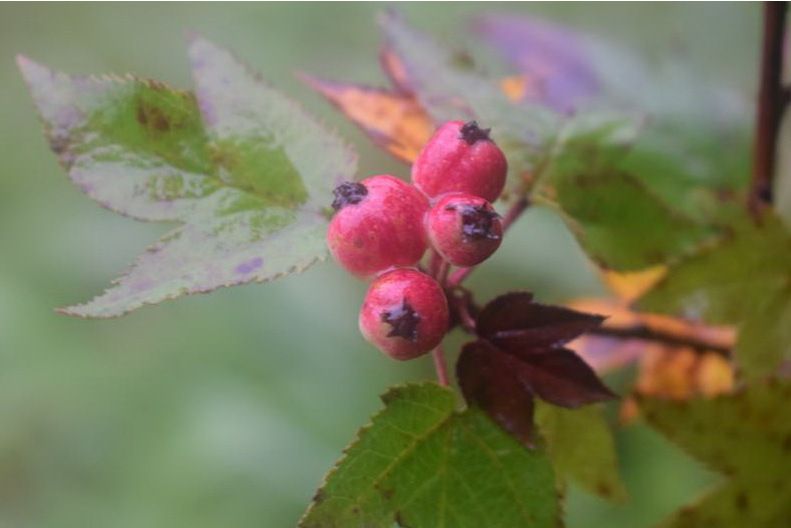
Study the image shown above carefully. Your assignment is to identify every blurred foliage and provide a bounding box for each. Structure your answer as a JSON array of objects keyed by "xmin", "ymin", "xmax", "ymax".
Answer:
[{"xmin": 1, "ymin": 3, "xmax": 758, "ymax": 527}]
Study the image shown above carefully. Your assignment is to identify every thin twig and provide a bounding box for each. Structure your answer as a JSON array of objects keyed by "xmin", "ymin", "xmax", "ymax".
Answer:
[
  {"xmin": 588, "ymin": 324, "xmax": 731, "ymax": 357},
  {"xmin": 749, "ymin": 1, "xmax": 788, "ymax": 217},
  {"xmin": 431, "ymin": 345, "xmax": 450, "ymax": 386}
]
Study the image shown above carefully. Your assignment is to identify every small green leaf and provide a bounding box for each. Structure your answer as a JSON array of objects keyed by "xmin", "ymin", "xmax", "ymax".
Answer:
[
  {"xmin": 640, "ymin": 212, "xmax": 791, "ymax": 379},
  {"xmin": 535, "ymin": 402, "xmax": 627, "ymax": 501},
  {"xmin": 639, "ymin": 379, "xmax": 791, "ymax": 527},
  {"xmin": 535, "ymin": 114, "xmax": 716, "ymax": 271},
  {"xmin": 300, "ymin": 383, "xmax": 558, "ymax": 528},
  {"xmin": 19, "ymin": 38, "xmax": 356, "ymax": 318}
]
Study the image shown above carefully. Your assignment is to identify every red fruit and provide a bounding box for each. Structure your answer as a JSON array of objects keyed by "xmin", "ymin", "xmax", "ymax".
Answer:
[
  {"xmin": 411, "ymin": 120, "xmax": 508, "ymax": 202},
  {"xmin": 327, "ymin": 175, "xmax": 429, "ymax": 278},
  {"xmin": 426, "ymin": 192, "xmax": 503, "ymax": 267},
  {"xmin": 359, "ymin": 268, "xmax": 449, "ymax": 360}
]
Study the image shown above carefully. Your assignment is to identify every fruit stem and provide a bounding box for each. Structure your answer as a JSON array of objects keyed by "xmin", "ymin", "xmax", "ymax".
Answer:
[
  {"xmin": 447, "ymin": 196, "xmax": 530, "ymax": 287},
  {"xmin": 749, "ymin": 1, "xmax": 788, "ymax": 218},
  {"xmin": 431, "ymin": 344, "xmax": 450, "ymax": 386}
]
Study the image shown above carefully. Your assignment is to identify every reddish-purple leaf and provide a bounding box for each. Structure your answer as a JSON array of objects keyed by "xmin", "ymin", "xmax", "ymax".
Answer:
[
  {"xmin": 477, "ymin": 292, "xmax": 606, "ymax": 350},
  {"xmin": 519, "ymin": 348, "xmax": 618, "ymax": 408},
  {"xmin": 473, "ymin": 14, "xmax": 599, "ymax": 113},
  {"xmin": 457, "ymin": 340, "xmax": 536, "ymax": 445}
]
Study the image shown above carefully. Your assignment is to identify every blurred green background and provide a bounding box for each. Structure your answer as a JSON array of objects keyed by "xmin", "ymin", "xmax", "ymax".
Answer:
[{"xmin": 0, "ymin": 3, "xmax": 758, "ymax": 527}]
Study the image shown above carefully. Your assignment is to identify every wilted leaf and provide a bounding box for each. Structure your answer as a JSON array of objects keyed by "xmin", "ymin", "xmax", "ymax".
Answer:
[
  {"xmin": 19, "ymin": 38, "xmax": 356, "ymax": 317},
  {"xmin": 301, "ymin": 74, "xmax": 433, "ymax": 163},
  {"xmin": 640, "ymin": 379, "xmax": 791, "ymax": 527},
  {"xmin": 639, "ymin": 212, "xmax": 791, "ymax": 379},
  {"xmin": 300, "ymin": 383, "xmax": 558, "ymax": 528},
  {"xmin": 535, "ymin": 402, "xmax": 627, "ymax": 501}
]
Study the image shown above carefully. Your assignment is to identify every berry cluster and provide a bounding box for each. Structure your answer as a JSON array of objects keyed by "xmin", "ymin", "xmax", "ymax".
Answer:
[{"xmin": 327, "ymin": 120, "xmax": 508, "ymax": 360}]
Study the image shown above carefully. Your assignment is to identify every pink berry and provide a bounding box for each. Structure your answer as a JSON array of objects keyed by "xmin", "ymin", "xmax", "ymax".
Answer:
[
  {"xmin": 411, "ymin": 120, "xmax": 508, "ymax": 202},
  {"xmin": 327, "ymin": 175, "xmax": 429, "ymax": 278},
  {"xmin": 358, "ymin": 268, "xmax": 449, "ymax": 360},
  {"xmin": 426, "ymin": 192, "xmax": 503, "ymax": 267}
]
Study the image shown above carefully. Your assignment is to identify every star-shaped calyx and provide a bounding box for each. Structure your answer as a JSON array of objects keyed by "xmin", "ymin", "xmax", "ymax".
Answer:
[
  {"xmin": 381, "ymin": 300, "xmax": 421, "ymax": 342},
  {"xmin": 331, "ymin": 182, "xmax": 368, "ymax": 211},
  {"xmin": 459, "ymin": 120, "xmax": 492, "ymax": 145},
  {"xmin": 456, "ymin": 204, "xmax": 502, "ymax": 241}
]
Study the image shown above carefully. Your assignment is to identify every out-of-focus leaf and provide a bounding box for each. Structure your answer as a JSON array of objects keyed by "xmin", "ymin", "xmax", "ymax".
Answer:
[
  {"xmin": 301, "ymin": 74, "xmax": 433, "ymax": 163},
  {"xmin": 639, "ymin": 212, "xmax": 791, "ymax": 379},
  {"xmin": 472, "ymin": 15, "xmax": 600, "ymax": 113},
  {"xmin": 476, "ymin": 292, "xmax": 605, "ymax": 350},
  {"xmin": 535, "ymin": 402, "xmax": 627, "ymax": 501},
  {"xmin": 458, "ymin": 293, "xmax": 615, "ymax": 446},
  {"xmin": 19, "ymin": 38, "xmax": 356, "ymax": 317},
  {"xmin": 477, "ymin": 14, "xmax": 751, "ymax": 227},
  {"xmin": 380, "ymin": 11, "xmax": 562, "ymax": 197},
  {"xmin": 640, "ymin": 379, "xmax": 791, "ymax": 527},
  {"xmin": 300, "ymin": 383, "xmax": 558, "ymax": 528},
  {"xmin": 535, "ymin": 114, "xmax": 717, "ymax": 270},
  {"xmin": 475, "ymin": 14, "xmax": 750, "ymax": 131}
]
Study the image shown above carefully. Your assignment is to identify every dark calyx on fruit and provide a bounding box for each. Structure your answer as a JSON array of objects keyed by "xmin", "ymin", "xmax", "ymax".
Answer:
[
  {"xmin": 450, "ymin": 204, "xmax": 502, "ymax": 241},
  {"xmin": 331, "ymin": 182, "xmax": 368, "ymax": 211},
  {"xmin": 459, "ymin": 120, "xmax": 492, "ymax": 145},
  {"xmin": 381, "ymin": 300, "xmax": 421, "ymax": 342}
]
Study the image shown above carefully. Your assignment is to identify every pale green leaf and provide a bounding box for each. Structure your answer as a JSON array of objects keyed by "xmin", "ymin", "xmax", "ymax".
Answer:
[
  {"xmin": 19, "ymin": 38, "xmax": 356, "ymax": 318},
  {"xmin": 640, "ymin": 379, "xmax": 791, "ymax": 527},
  {"xmin": 535, "ymin": 402, "xmax": 627, "ymax": 501},
  {"xmin": 300, "ymin": 383, "xmax": 558, "ymax": 528}
]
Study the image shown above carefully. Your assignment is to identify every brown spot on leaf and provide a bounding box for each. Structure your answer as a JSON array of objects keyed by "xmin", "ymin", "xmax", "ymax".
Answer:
[{"xmin": 735, "ymin": 490, "xmax": 749, "ymax": 511}]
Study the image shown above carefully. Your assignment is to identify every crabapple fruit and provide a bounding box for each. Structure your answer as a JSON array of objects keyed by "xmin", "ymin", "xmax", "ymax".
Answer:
[
  {"xmin": 426, "ymin": 192, "xmax": 503, "ymax": 267},
  {"xmin": 327, "ymin": 175, "xmax": 429, "ymax": 278},
  {"xmin": 411, "ymin": 120, "xmax": 507, "ymax": 202},
  {"xmin": 358, "ymin": 268, "xmax": 449, "ymax": 360}
]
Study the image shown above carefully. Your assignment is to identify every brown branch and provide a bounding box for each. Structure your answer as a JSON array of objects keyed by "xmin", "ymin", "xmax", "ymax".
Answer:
[
  {"xmin": 749, "ymin": 1, "xmax": 788, "ymax": 217},
  {"xmin": 588, "ymin": 324, "xmax": 731, "ymax": 357}
]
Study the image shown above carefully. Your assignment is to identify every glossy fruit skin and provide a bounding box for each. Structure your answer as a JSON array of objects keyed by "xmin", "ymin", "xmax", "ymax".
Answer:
[
  {"xmin": 327, "ymin": 175, "xmax": 429, "ymax": 278},
  {"xmin": 411, "ymin": 120, "xmax": 508, "ymax": 202},
  {"xmin": 359, "ymin": 268, "xmax": 449, "ymax": 360},
  {"xmin": 426, "ymin": 192, "xmax": 503, "ymax": 267}
]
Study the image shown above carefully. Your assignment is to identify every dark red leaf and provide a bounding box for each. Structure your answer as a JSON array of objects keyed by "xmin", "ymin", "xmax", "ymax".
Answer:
[
  {"xmin": 477, "ymin": 292, "xmax": 606, "ymax": 350},
  {"xmin": 519, "ymin": 348, "xmax": 617, "ymax": 408},
  {"xmin": 457, "ymin": 340, "xmax": 536, "ymax": 445}
]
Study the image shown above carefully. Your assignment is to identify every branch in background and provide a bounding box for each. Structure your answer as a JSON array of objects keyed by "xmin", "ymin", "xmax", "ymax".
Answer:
[
  {"xmin": 588, "ymin": 324, "xmax": 731, "ymax": 357},
  {"xmin": 749, "ymin": 1, "xmax": 788, "ymax": 217}
]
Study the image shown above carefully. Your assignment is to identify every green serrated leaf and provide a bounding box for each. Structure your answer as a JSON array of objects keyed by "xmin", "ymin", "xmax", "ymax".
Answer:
[
  {"xmin": 639, "ymin": 212, "xmax": 791, "ymax": 379},
  {"xmin": 535, "ymin": 402, "xmax": 627, "ymax": 502},
  {"xmin": 19, "ymin": 37, "xmax": 356, "ymax": 318},
  {"xmin": 379, "ymin": 11, "xmax": 561, "ymax": 198},
  {"xmin": 534, "ymin": 114, "xmax": 716, "ymax": 271},
  {"xmin": 639, "ymin": 379, "xmax": 791, "ymax": 527},
  {"xmin": 300, "ymin": 383, "xmax": 558, "ymax": 528}
]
